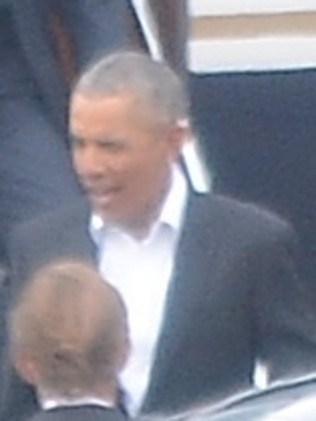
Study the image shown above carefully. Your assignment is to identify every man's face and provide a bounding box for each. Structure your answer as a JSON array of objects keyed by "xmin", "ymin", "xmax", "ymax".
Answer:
[{"xmin": 70, "ymin": 92, "xmax": 184, "ymax": 235}]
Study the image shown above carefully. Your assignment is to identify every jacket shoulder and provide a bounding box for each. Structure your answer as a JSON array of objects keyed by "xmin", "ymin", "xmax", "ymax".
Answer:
[
  {"xmin": 191, "ymin": 192, "xmax": 295, "ymax": 242},
  {"xmin": 11, "ymin": 198, "xmax": 89, "ymax": 244}
]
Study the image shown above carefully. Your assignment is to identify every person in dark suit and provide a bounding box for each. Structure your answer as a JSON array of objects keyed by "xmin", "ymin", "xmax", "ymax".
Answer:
[
  {"xmin": 2, "ymin": 51, "xmax": 316, "ymax": 420},
  {"xmin": 0, "ymin": 0, "xmax": 136, "ymax": 263},
  {"xmin": 26, "ymin": 406, "xmax": 127, "ymax": 421},
  {"xmin": 8, "ymin": 259, "xmax": 129, "ymax": 421},
  {"xmin": 146, "ymin": 0, "xmax": 188, "ymax": 77}
]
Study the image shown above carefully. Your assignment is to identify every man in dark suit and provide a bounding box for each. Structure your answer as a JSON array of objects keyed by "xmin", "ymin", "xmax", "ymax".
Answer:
[
  {"xmin": 2, "ymin": 51, "xmax": 316, "ymax": 420},
  {"xmin": 8, "ymin": 259, "xmax": 129, "ymax": 421},
  {"xmin": 0, "ymin": 0, "xmax": 135, "ymax": 263}
]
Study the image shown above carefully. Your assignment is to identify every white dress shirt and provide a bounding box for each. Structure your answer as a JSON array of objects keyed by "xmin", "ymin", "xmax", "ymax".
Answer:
[
  {"xmin": 41, "ymin": 396, "xmax": 114, "ymax": 411},
  {"xmin": 90, "ymin": 166, "xmax": 188, "ymax": 416}
]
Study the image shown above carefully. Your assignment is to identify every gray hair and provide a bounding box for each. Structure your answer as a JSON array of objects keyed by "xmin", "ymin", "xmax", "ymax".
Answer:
[{"xmin": 73, "ymin": 51, "xmax": 190, "ymax": 126}]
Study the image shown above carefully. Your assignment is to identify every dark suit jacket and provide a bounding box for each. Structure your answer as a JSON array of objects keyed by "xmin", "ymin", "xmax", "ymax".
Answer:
[
  {"xmin": 2, "ymin": 193, "xmax": 316, "ymax": 420},
  {"xmin": 28, "ymin": 405, "xmax": 126, "ymax": 421},
  {"xmin": 0, "ymin": 0, "xmax": 137, "ymax": 262},
  {"xmin": 7, "ymin": 0, "xmax": 135, "ymax": 133}
]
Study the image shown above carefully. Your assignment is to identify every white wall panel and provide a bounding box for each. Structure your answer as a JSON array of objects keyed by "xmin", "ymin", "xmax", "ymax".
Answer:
[{"xmin": 189, "ymin": 0, "xmax": 316, "ymax": 17}]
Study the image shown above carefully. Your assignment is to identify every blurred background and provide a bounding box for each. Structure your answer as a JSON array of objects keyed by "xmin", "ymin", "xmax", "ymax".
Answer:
[{"xmin": 186, "ymin": 0, "xmax": 316, "ymax": 292}]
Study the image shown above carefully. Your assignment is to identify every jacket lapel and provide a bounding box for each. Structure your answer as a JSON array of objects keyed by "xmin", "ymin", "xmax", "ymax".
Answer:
[{"xmin": 142, "ymin": 192, "xmax": 220, "ymax": 412}]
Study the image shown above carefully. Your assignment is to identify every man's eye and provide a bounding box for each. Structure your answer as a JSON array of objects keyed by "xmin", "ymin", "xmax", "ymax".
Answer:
[
  {"xmin": 99, "ymin": 140, "xmax": 125, "ymax": 151},
  {"xmin": 71, "ymin": 137, "xmax": 85, "ymax": 148}
]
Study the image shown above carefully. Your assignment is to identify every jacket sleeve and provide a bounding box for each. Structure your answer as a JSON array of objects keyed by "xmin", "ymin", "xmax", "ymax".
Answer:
[
  {"xmin": 55, "ymin": 0, "xmax": 137, "ymax": 69},
  {"xmin": 252, "ymin": 219, "xmax": 316, "ymax": 382}
]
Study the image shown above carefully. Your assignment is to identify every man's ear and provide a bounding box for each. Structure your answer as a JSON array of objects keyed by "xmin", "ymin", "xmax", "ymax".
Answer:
[
  {"xmin": 168, "ymin": 120, "xmax": 191, "ymax": 161},
  {"xmin": 116, "ymin": 333, "xmax": 131, "ymax": 374},
  {"xmin": 14, "ymin": 353, "xmax": 40, "ymax": 386}
]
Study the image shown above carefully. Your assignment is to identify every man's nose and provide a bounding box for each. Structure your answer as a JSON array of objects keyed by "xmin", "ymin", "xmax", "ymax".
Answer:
[{"xmin": 74, "ymin": 146, "xmax": 108, "ymax": 178}]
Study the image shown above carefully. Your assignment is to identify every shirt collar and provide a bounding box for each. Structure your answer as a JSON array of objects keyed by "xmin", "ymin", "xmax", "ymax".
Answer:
[
  {"xmin": 41, "ymin": 396, "xmax": 114, "ymax": 411},
  {"xmin": 89, "ymin": 165, "xmax": 187, "ymax": 246},
  {"xmin": 159, "ymin": 164, "xmax": 187, "ymax": 231}
]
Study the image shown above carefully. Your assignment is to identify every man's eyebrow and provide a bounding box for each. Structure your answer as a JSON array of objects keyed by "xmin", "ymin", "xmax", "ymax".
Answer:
[
  {"xmin": 70, "ymin": 135, "xmax": 84, "ymax": 143},
  {"xmin": 70, "ymin": 135, "xmax": 127, "ymax": 147},
  {"xmin": 97, "ymin": 136, "xmax": 126, "ymax": 145}
]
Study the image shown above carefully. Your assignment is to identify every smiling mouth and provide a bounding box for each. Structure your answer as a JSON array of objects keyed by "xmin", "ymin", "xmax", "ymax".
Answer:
[{"xmin": 85, "ymin": 186, "xmax": 120, "ymax": 208}]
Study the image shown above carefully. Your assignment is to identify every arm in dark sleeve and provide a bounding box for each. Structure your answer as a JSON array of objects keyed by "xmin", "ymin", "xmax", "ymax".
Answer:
[
  {"xmin": 55, "ymin": 0, "xmax": 136, "ymax": 69},
  {"xmin": 253, "ymin": 218, "xmax": 316, "ymax": 381},
  {"xmin": 148, "ymin": 0, "xmax": 188, "ymax": 78},
  {"xmin": 0, "ymin": 230, "xmax": 38, "ymax": 421}
]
